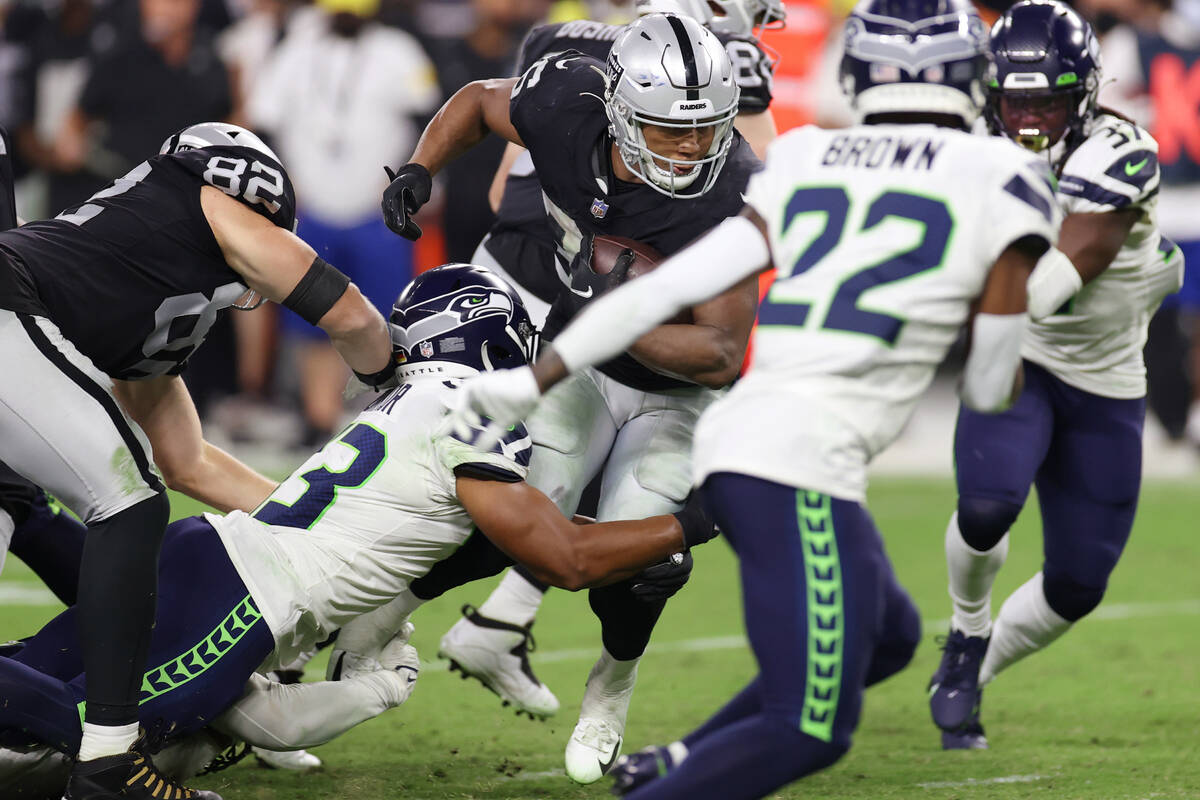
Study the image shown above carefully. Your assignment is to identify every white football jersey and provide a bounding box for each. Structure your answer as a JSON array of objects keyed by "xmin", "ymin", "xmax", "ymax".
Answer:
[
  {"xmin": 1022, "ymin": 113, "xmax": 1184, "ymax": 399},
  {"xmin": 693, "ymin": 123, "xmax": 1060, "ymax": 502},
  {"xmin": 208, "ymin": 374, "xmax": 531, "ymax": 667}
]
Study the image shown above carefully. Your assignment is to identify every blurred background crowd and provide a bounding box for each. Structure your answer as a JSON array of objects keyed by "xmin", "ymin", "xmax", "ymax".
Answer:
[{"xmin": 1, "ymin": 0, "xmax": 1198, "ymax": 470}]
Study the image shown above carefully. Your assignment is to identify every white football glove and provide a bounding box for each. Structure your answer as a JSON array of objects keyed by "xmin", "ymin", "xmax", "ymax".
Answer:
[{"xmin": 448, "ymin": 366, "xmax": 541, "ymax": 450}]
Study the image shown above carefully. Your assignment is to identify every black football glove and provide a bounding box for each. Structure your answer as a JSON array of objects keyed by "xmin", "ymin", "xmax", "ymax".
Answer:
[
  {"xmin": 381, "ymin": 163, "xmax": 432, "ymax": 240},
  {"xmin": 630, "ymin": 550, "xmax": 693, "ymax": 604},
  {"xmin": 673, "ymin": 491, "xmax": 719, "ymax": 549}
]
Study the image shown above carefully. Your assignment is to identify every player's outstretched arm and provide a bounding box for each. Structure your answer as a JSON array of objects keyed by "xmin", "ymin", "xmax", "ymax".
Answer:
[
  {"xmin": 1026, "ymin": 208, "xmax": 1139, "ymax": 320},
  {"xmin": 960, "ymin": 236, "xmax": 1046, "ymax": 413},
  {"xmin": 408, "ymin": 77, "xmax": 523, "ymax": 177},
  {"xmin": 382, "ymin": 78, "xmax": 523, "ymax": 239},
  {"xmin": 200, "ymin": 186, "xmax": 394, "ymax": 386},
  {"xmin": 112, "ymin": 375, "xmax": 276, "ymax": 512},
  {"xmin": 456, "ymin": 477, "xmax": 715, "ymax": 590}
]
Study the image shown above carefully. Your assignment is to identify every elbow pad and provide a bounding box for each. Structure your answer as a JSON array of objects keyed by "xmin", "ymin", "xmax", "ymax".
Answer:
[
  {"xmin": 961, "ymin": 313, "xmax": 1026, "ymax": 413},
  {"xmin": 1027, "ymin": 247, "xmax": 1082, "ymax": 322}
]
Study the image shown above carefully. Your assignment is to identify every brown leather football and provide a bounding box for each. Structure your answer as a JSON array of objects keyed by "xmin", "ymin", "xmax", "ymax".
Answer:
[{"xmin": 589, "ymin": 235, "xmax": 692, "ymax": 324}]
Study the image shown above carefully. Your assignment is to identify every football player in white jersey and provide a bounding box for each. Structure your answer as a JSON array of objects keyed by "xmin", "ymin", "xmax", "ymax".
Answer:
[
  {"xmin": 925, "ymin": 0, "xmax": 1185, "ymax": 750},
  {"xmin": 0, "ymin": 265, "xmax": 719, "ymax": 792},
  {"xmin": 446, "ymin": 1, "xmax": 1059, "ymax": 795}
]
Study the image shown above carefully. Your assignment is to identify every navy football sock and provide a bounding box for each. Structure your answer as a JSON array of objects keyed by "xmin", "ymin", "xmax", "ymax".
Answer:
[
  {"xmin": 9, "ymin": 494, "xmax": 87, "ymax": 606},
  {"xmin": 628, "ymin": 713, "xmax": 845, "ymax": 800}
]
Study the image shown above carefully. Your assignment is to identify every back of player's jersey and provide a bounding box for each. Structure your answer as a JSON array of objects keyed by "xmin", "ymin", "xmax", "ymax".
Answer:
[
  {"xmin": 0, "ymin": 144, "xmax": 296, "ymax": 379},
  {"xmin": 210, "ymin": 377, "xmax": 531, "ymax": 663},
  {"xmin": 701, "ymin": 124, "xmax": 1057, "ymax": 500}
]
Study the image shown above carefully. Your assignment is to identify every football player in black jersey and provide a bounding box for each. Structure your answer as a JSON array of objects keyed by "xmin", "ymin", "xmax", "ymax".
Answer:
[
  {"xmin": 0, "ymin": 122, "xmax": 395, "ymax": 800},
  {"xmin": 481, "ymin": 0, "xmax": 780, "ymax": 326},
  {"xmin": 381, "ymin": 13, "xmax": 761, "ymax": 784}
]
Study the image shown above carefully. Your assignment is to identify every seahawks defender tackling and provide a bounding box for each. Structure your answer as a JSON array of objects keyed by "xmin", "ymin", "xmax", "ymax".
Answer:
[
  {"xmin": 927, "ymin": 0, "xmax": 1184, "ymax": 750},
  {"xmin": 0, "ymin": 122, "xmax": 395, "ymax": 800},
  {"xmin": 448, "ymin": 0, "xmax": 1060, "ymax": 795},
  {"xmin": 0, "ymin": 265, "xmax": 718, "ymax": 797},
  {"xmin": 382, "ymin": 14, "xmax": 760, "ymax": 784}
]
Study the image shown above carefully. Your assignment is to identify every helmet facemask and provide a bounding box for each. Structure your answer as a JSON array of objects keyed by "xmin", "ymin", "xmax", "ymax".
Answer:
[
  {"xmin": 986, "ymin": 1, "xmax": 1102, "ymax": 165},
  {"xmin": 606, "ymin": 93, "xmax": 738, "ymax": 197},
  {"xmin": 605, "ymin": 14, "xmax": 741, "ymax": 199}
]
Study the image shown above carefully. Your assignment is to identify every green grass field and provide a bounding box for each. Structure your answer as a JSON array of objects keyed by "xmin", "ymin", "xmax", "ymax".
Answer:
[{"xmin": 2, "ymin": 477, "xmax": 1198, "ymax": 799}]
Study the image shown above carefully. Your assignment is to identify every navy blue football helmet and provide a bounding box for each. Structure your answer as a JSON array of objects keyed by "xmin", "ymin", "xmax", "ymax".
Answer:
[
  {"xmin": 987, "ymin": 1, "xmax": 1101, "ymax": 155},
  {"xmin": 840, "ymin": 0, "xmax": 990, "ymax": 126},
  {"xmin": 390, "ymin": 264, "xmax": 538, "ymax": 375}
]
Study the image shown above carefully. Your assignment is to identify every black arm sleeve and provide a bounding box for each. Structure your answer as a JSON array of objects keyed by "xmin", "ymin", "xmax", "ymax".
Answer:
[{"xmin": 281, "ymin": 257, "xmax": 351, "ymax": 326}]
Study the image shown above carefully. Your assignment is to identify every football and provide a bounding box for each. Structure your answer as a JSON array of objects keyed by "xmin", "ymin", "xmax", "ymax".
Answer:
[{"xmin": 589, "ymin": 235, "xmax": 692, "ymax": 324}]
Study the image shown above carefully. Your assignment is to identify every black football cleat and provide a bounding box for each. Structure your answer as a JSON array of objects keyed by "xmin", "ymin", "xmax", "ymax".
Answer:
[
  {"xmin": 928, "ymin": 629, "xmax": 989, "ymax": 733},
  {"xmin": 65, "ymin": 750, "xmax": 222, "ymax": 800},
  {"xmin": 610, "ymin": 745, "xmax": 681, "ymax": 796}
]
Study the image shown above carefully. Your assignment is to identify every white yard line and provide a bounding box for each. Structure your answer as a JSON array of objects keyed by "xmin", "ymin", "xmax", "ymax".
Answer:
[
  {"xmin": 0, "ymin": 584, "xmax": 58, "ymax": 606},
  {"xmin": 916, "ymin": 774, "xmax": 1048, "ymax": 789}
]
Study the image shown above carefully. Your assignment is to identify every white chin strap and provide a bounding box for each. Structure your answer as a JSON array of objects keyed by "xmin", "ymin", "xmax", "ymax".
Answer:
[{"xmin": 853, "ymin": 84, "xmax": 981, "ymax": 127}]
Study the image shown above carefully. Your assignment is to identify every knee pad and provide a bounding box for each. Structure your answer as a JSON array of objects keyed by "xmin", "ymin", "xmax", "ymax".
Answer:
[
  {"xmin": 956, "ymin": 496, "xmax": 1022, "ymax": 552},
  {"xmin": 1042, "ymin": 568, "xmax": 1105, "ymax": 622}
]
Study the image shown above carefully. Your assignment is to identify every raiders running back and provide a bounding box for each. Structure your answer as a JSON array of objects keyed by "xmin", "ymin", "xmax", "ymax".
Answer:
[
  {"xmin": 509, "ymin": 51, "xmax": 757, "ymax": 390},
  {"xmin": 1022, "ymin": 112, "xmax": 1183, "ymax": 397},
  {"xmin": 486, "ymin": 16, "xmax": 773, "ymax": 309},
  {"xmin": 0, "ymin": 126, "xmax": 296, "ymax": 379}
]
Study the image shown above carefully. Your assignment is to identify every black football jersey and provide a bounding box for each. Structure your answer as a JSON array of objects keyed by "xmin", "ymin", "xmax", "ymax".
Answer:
[
  {"xmin": 0, "ymin": 125, "xmax": 16, "ymax": 232},
  {"xmin": 0, "ymin": 143, "xmax": 297, "ymax": 380},
  {"xmin": 487, "ymin": 22, "xmax": 771, "ymax": 312},
  {"xmin": 510, "ymin": 53, "xmax": 760, "ymax": 391}
]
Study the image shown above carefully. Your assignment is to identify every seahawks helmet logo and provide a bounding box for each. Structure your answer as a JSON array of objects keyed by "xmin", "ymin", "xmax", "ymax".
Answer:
[{"xmin": 391, "ymin": 287, "xmax": 514, "ymax": 355}]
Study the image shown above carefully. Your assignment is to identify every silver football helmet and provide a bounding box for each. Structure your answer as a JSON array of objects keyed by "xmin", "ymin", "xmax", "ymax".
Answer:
[
  {"xmin": 634, "ymin": 0, "xmax": 714, "ymax": 25},
  {"xmin": 159, "ymin": 122, "xmax": 283, "ymax": 166},
  {"xmin": 605, "ymin": 14, "xmax": 740, "ymax": 198},
  {"xmin": 708, "ymin": 0, "xmax": 787, "ymax": 38}
]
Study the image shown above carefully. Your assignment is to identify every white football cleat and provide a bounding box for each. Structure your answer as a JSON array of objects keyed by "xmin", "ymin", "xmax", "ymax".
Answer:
[
  {"xmin": 252, "ymin": 746, "xmax": 322, "ymax": 771},
  {"xmin": 564, "ymin": 651, "xmax": 639, "ymax": 784},
  {"xmin": 439, "ymin": 604, "xmax": 559, "ymax": 719},
  {"xmin": 378, "ymin": 634, "xmax": 421, "ymax": 706},
  {"xmin": 565, "ymin": 717, "xmax": 624, "ymax": 784}
]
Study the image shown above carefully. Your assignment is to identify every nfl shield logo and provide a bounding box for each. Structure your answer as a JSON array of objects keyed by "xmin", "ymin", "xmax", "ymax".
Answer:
[
  {"xmin": 590, "ymin": 198, "xmax": 609, "ymax": 219},
  {"xmin": 419, "ymin": 341, "xmax": 434, "ymax": 358}
]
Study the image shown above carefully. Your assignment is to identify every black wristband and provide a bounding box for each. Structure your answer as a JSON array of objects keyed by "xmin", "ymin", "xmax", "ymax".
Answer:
[
  {"xmin": 353, "ymin": 362, "xmax": 398, "ymax": 390},
  {"xmin": 282, "ymin": 256, "xmax": 351, "ymax": 326},
  {"xmin": 674, "ymin": 493, "xmax": 718, "ymax": 549}
]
